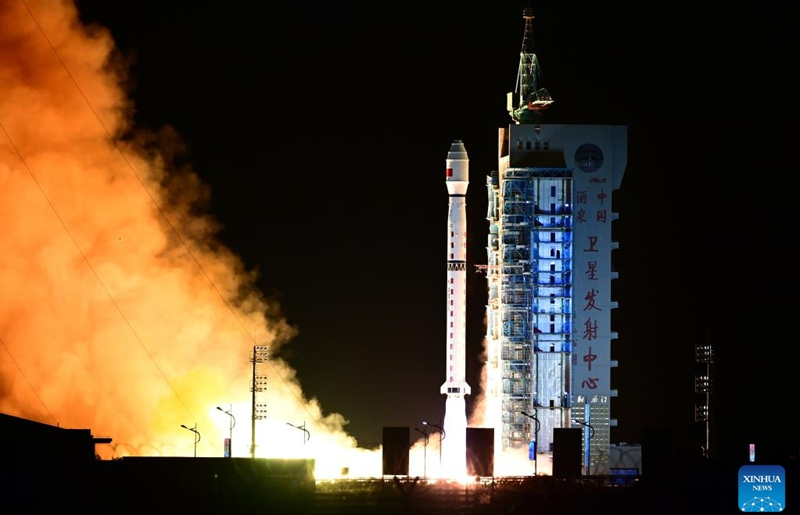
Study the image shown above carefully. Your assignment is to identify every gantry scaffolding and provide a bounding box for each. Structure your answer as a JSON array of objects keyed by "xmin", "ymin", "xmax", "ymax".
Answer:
[{"xmin": 487, "ymin": 167, "xmax": 573, "ymax": 455}]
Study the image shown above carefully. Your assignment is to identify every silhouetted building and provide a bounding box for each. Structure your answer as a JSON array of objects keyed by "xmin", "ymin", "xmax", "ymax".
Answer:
[
  {"xmin": 0, "ymin": 412, "xmax": 314, "ymax": 513},
  {"xmin": 0, "ymin": 412, "xmax": 110, "ymax": 509}
]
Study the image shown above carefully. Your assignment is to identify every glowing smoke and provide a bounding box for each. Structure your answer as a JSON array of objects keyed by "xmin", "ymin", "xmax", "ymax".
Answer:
[
  {"xmin": 0, "ymin": 0, "xmax": 383, "ymax": 476},
  {"xmin": 0, "ymin": 1, "xmax": 546, "ymax": 479}
]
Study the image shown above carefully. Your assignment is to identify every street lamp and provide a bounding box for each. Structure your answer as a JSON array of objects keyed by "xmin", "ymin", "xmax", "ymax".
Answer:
[
  {"xmin": 287, "ymin": 422, "xmax": 310, "ymax": 446},
  {"xmin": 571, "ymin": 419, "xmax": 595, "ymax": 439},
  {"xmin": 571, "ymin": 419, "xmax": 594, "ymax": 475},
  {"xmin": 181, "ymin": 423, "xmax": 201, "ymax": 458},
  {"xmin": 217, "ymin": 405, "xmax": 236, "ymax": 457},
  {"xmin": 520, "ymin": 411, "xmax": 541, "ymax": 475},
  {"xmin": 423, "ymin": 421, "xmax": 445, "ymax": 469},
  {"xmin": 414, "ymin": 425, "xmax": 430, "ymax": 479}
]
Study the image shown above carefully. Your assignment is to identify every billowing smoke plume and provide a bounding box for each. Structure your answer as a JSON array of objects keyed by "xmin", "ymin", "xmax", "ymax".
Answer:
[{"xmin": 0, "ymin": 0, "xmax": 372, "ymax": 471}]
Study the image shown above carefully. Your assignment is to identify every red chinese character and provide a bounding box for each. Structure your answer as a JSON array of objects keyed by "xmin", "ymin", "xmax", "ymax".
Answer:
[
  {"xmin": 596, "ymin": 189, "xmax": 607, "ymax": 206},
  {"xmin": 577, "ymin": 190, "xmax": 587, "ymax": 204},
  {"xmin": 596, "ymin": 209, "xmax": 607, "ymax": 223},
  {"xmin": 583, "ymin": 288, "xmax": 602, "ymax": 311},
  {"xmin": 582, "ymin": 318, "xmax": 597, "ymax": 340},
  {"xmin": 583, "ymin": 347, "xmax": 597, "ymax": 371},
  {"xmin": 581, "ymin": 377, "xmax": 599, "ymax": 389},
  {"xmin": 585, "ymin": 261, "xmax": 598, "ymax": 280},
  {"xmin": 584, "ymin": 236, "xmax": 598, "ymax": 252}
]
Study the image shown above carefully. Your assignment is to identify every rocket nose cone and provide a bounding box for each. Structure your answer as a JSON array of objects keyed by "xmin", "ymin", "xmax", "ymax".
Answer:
[{"xmin": 447, "ymin": 140, "xmax": 468, "ymax": 160}]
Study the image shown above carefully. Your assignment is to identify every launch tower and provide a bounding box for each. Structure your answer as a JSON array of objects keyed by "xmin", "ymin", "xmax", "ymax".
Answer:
[{"xmin": 483, "ymin": 8, "xmax": 627, "ymax": 475}]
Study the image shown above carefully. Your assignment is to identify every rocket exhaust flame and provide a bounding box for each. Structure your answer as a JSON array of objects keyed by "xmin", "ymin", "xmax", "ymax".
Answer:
[{"xmin": 0, "ymin": 0, "xmax": 378, "ymax": 478}]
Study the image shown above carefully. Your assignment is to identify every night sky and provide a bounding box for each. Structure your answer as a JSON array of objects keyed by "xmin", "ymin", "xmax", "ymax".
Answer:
[{"xmin": 73, "ymin": 1, "xmax": 794, "ymax": 459}]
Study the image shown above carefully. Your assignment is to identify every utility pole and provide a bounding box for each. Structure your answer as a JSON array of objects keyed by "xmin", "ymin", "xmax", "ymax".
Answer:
[
  {"xmin": 216, "ymin": 405, "xmax": 235, "ymax": 457},
  {"xmin": 287, "ymin": 422, "xmax": 310, "ymax": 446},
  {"xmin": 521, "ymin": 411, "xmax": 540, "ymax": 476},
  {"xmin": 414, "ymin": 425, "xmax": 430, "ymax": 479},
  {"xmin": 251, "ymin": 345, "xmax": 269, "ymax": 458},
  {"xmin": 181, "ymin": 423, "xmax": 201, "ymax": 457},
  {"xmin": 695, "ymin": 344, "xmax": 714, "ymax": 458},
  {"xmin": 424, "ymin": 421, "xmax": 445, "ymax": 470}
]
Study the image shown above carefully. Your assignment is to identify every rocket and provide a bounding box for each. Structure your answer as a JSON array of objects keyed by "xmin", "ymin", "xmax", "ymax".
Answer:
[{"xmin": 441, "ymin": 140, "xmax": 470, "ymax": 476}]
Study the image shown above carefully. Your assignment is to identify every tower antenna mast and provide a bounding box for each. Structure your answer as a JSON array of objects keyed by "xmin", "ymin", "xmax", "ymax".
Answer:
[{"xmin": 508, "ymin": 7, "xmax": 553, "ymax": 124}]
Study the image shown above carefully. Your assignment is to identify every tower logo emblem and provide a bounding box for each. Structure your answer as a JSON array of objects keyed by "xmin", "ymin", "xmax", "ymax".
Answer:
[{"xmin": 574, "ymin": 143, "xmax": 603, "ymax": 173}]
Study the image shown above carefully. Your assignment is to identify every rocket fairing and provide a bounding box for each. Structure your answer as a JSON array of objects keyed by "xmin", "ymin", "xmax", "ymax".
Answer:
[{"xmin": 441, "ymin": 140, "xmax": 470, "ymax": 476}]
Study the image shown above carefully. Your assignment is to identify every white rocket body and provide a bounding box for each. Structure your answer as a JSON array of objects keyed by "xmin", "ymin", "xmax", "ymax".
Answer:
[{"xmin": 441, "ymin": 140, "xmax": 470, "ymax": 477}]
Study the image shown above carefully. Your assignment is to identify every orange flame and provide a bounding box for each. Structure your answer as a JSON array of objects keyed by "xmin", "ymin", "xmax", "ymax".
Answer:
[
  {"xmin": 0, "ymin": 1, "xmax": 539, "ymax": 480},
  {"xmin": 0, "ymin": 0, "xmax": 347, "ymax": 467}
]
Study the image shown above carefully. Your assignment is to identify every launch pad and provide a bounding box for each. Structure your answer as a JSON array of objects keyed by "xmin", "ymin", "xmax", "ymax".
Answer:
[{"xmin": 314, "ymin": 475, "xmax": 641, "ymax": 514}]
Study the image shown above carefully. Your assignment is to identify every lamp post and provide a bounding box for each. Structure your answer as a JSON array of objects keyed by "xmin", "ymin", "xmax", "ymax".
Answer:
[
  {"xmin": 423, "ymin": 421, "xmax": 445, "ymax": 469},
  {"xmin": 217, "ymin": 405, "xmax": 236, "ymax": 457},
  {"xmin": 287, "ymin": 422, "xmax": 310, "ymax": 446},
  {"xmin": 520, "ymin": 411, "xmax": 541, "ymax": 475},
  {"xmin": 571, "ymin": 419, "xmax": 594, "ymax": 475},
  {"xmin": 695, "ymin": 344, "xmax": 714, "ymax": 458},
  {"xmin": 414, "ymin": 425, "xmax": 430, "ymax": 479},
  {"xmin": 181, "ymin": 423, "xmax": 201, "ymax": 458},
  {"xmin": 251, "ymin": 345, "xmax": 269, "ymax": 458}
]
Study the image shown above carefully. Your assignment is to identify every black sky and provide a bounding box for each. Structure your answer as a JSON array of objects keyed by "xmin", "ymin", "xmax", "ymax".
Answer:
[{"xmin": 75, "ymin": 1, "xmax": 795, "ymax": 459}]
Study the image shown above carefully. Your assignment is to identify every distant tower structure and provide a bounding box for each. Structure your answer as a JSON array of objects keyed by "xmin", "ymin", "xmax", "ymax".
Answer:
[
  {"xmin": 250, "ymin": 345, "xmax": 269, "ymax": 458},
  {"xmin": 694, "ymin": 344, "xmax": 714, "ymax": 458},
  {"xmin": 483, "ymin": 8, "xmax": 627, "ymax": 475}
]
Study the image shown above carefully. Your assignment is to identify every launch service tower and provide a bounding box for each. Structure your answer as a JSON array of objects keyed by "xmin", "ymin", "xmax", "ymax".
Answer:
[{"xmin": 483, "ymin": 8, "xmax": 628, "ymax": 475}]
